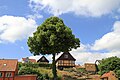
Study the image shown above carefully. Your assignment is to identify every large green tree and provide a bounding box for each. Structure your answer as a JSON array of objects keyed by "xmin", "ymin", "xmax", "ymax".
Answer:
[
  {"xmin": 27, "ymin": 17, "xmax": 80, "ymax": 80},
  {"xmin": 98, "ymin": 56, "xmax": 120, "ymax": 78}
]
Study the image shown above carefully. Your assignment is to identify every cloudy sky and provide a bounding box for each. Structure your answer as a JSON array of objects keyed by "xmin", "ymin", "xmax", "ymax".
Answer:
[{"xmin": 0, "ymin": 0, "xmax": 120, "ymax": 64}]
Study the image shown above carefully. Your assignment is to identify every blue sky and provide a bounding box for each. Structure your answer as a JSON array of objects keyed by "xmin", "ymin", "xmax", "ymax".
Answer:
[{"xmin": 0, "ymin": 0, "xmax": 120, "ymax": 64}]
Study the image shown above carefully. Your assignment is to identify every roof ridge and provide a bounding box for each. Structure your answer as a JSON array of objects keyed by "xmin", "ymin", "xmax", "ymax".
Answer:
[{"xmin": 0, "ymin": 59, "xmax": 18, "ymax": 60}]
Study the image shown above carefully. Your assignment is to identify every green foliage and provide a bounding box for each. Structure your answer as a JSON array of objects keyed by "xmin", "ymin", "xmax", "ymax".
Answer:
[
  {"xmin": 39, "ymin": 63, "xmax": 52, "ymax": 68},
  {"xmin": 22, "ymin": 62, "xmax": 52, "ymax": 68},
  {"xmin": 23, "ymin": 62, "xmax": 39, "ymax": 68},
  {"xmin": 116, "ymin": 70, "xmax": 120, "ymax": 78},
  {"xmin": 18, "ymin": 66, "xmax": 44, "ymax": 80},
  {"xmin": 18, "ymin": 62, "xmax": 62, "ymax": 80},
  {"xmin": 27, "ymin": 16, "xmax": 80, "ymax": 55},
  {"xmin": 64, "ymin": 68, "xmax": 76, "ymax": 72},
  {"xmin": 77, "ymin": 68, "xmax": 86, "ymax": 73},
  {"xmin": 27, "ymin": 16, "xmax": 80, "ymax": 79},
  {"xmin": 18, "ymin": 66, "xmax": 38, "ymax": 75},
  {"xmin": 18, "ymin": 62, "xmax": 23, "ymax": 70},
  {"xmin": 98, "ymin": 56, "xmax": 120, "ymax": 77},
  {"xmin": 36, "ymin": 67, "xmax": 62, "ymax": 80}
]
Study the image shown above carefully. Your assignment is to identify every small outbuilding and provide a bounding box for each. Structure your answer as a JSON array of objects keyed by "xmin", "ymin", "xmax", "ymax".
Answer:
[
  {"xmin": 37, "ymin": 56, "xmax": 49, "ymax": 64},
  {"xmin": 85, "ymin": 63, "xmax": 97, "ymax": 74}
]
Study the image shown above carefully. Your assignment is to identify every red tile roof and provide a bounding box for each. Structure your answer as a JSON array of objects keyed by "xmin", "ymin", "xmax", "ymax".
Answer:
[
  {"xmin": 22, "ymin": 58, "xmax": 36, "ymax": 63},
  {"xmin": 0, "ymin": 59, "xmax": 18, "ymax": 71},
  {"xmin": 101, "ymin": 71, "xmax": 116, "ymax": 78}
]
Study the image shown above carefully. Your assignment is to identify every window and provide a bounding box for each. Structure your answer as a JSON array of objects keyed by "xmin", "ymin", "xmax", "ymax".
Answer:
[
  {"xmin": 64, "ymin": 54, "xmax": 68, "ymax": 58},
  {"xmin": 0, "ymin": 73, "xmax": 2, "ymax": 77},
  {"xmin": 6, "ymin": 73, "xmax": 12, "ymax": 77}
]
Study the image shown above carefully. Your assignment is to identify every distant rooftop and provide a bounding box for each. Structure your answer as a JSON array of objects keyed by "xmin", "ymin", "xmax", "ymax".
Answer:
[{"xmin": 22, "ymin": 58, "xmax": 36, "ymax": 63}]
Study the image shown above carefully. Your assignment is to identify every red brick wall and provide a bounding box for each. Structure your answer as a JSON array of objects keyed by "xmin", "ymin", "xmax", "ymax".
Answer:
[
  {"xmin": 0, "ymin": 71, "xmax": 37, "ymax": 80},
  {"xmin": 14, "ymin": 75, "xmax": 37, "ymax": 80},
  {"xmin": 0, "ymin": 78, "xmax": 3, "ymax": 80},
  {"xmin": 0, "ymin": 78, "xmax": 14, "ymax": 80},
  {"xmin": 15, "ymin": 63, "xmax": 18, "ymax": 75},
  {"xmin": 4, "ymin": 78, "xmax": 14, "ymax": 80},
  {"xmin": 0, "ymin": 71, "xmax": 14, "ymax": 80}
]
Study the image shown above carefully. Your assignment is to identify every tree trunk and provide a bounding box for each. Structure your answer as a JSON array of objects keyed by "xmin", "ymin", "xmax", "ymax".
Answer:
[{"xmin": 52, "ymin": 53, "xmax": 57, "ymax": 80}]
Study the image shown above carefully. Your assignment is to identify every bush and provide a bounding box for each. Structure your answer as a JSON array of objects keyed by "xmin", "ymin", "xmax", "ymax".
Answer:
[
  {"xmin": 22, "ymin": 62, "xmax": 52, "ymax": 68},
  {"xmin": 18, "ymin": 62, "xmax": 23, "ymax": 70},
  {"xmin": 64, "ymin": 68, "xmax": 76, "ymax": 72},
  {"xmin": 39, "ymin": 63, "xmax": 52, "ymax": 68},
  {"xmin": 77, "ymin": 68, "xmax": 86, "ymax": 73},
  {"xmin": 98, "ymin": 56, "xmax": 120, "ymax": 77},
  {"xmin": 18, "ymin": 62, "xmax": 62, "ymax": 80},
  {"xmin": 116, "ymin": 70, "xmax": 120, "ymax": 78},
  {"xmin": 18, "ymin": 66, "xmax": 43, "ymax": 80}
]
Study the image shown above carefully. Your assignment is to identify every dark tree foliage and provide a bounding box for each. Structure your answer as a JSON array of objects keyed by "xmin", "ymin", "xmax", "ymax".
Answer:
[
  {"xmin": 27, "ymin": 17, "xmax": 80, "ymax": 80},
  {"xmin": 98, "ymin": 56, "xmax": 120, "ymax": 78}
]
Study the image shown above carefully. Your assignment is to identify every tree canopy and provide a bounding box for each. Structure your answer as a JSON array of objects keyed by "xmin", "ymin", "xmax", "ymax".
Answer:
[
  {"xmin": 27, "ymin": 17, "xmax": 80, "ymax": 55},
  {"xmin": 27, "ymin": 16, "xmax": 80, "ymax": 79},
  {"xmin": 98, "ymin": 56, "xmax": 120, "ymax": 78}
]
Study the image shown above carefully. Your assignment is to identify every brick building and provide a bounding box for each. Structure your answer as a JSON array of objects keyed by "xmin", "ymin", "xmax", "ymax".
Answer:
[{"xmin": 0, "ymin": 59, "xmax": 37, "ymax": 80}]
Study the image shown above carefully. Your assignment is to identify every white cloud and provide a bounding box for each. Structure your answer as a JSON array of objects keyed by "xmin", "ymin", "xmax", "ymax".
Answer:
[
  {"xmin": 70, "ymin": 48, "xmax": 120, "ymax": 64},
  {"xmin": 29, "ymin": 0, "xmax": 120, "ymax": 17},
  {"xmin": 113, "ymin": 15, "xmax": 120, "ymax": 20},
  {"xmin": 29, "ymin": 55, "xmax": 42, "ymax": 61},
  {"xmin": 92, "ymin": 21, "xmax": 120, "ymax": 51},
  {"xmin": 0, "ymin": 15, "xmax": 37, "ymax": 43},
  {"xmin": 27, "ymin": 13, "xmax": 43, "ymax": 20}
]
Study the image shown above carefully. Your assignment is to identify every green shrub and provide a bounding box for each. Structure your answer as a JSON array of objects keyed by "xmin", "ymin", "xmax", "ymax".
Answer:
[
  {"xmin": 77, "ymin": 68, "xmax": 86, "ymax": 73},
  {"xmin": 18, "ymin": 62, "xmax": 62, "ymax": 80},
  {"xmin": 98, "ymin": 56, "xmax": 120, "ymax": 77},
  {"xmin": 18, "ymin": 62, "xmax": 23, "ymax": 70},
  {"xmin": 39, "ymin": 63, "xmax": 52, "ymax": 68},
  {"xmin": 116, "ymin": 70, "xmax": 120, "ymax": 78},
  {"xmin": 22, "ymin": 62, "xmax": 52, "ymax": 68},
  {"xmin": 18, "ymin": 66, "xmax": 43, "ymax": 80}
]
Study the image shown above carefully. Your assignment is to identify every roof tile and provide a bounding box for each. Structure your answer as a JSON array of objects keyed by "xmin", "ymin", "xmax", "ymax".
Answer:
[{"xmin": 0, "ymin": 59, "xmax": 18, "ymax": 71}]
